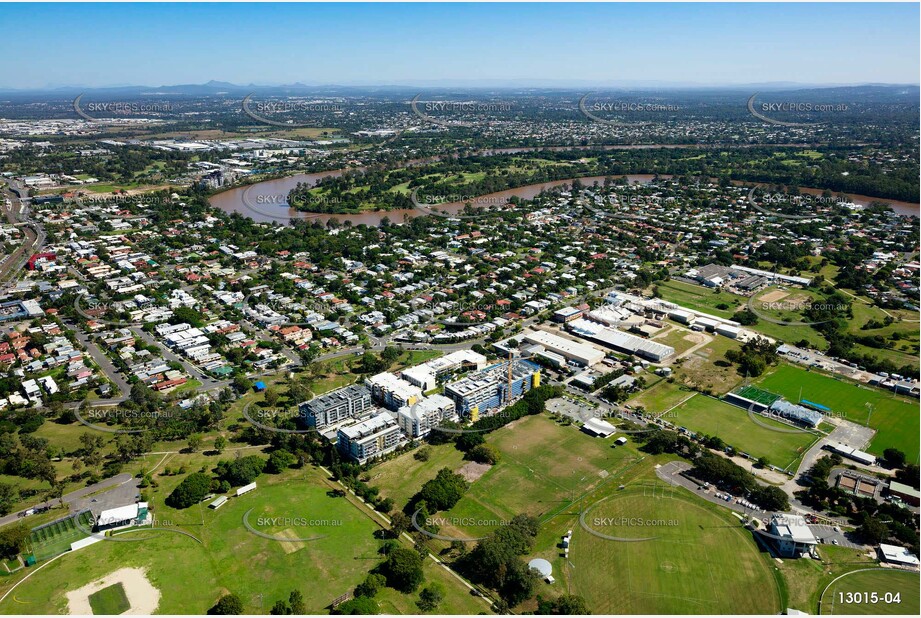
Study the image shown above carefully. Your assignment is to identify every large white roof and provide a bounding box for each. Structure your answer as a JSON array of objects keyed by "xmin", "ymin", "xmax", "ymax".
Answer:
[{"xmin": 528, "ymin": 558, "xmax": 552, "ymax": 577}]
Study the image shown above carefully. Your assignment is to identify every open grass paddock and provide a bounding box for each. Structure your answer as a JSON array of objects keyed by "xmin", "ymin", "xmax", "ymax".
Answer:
[
  {"xmin": 819, "ymin": 569, "xmax": 920, "ymax": 615},
  {"xmin": 570, "ymin": 483, "xmax": 782, "ymax": 614}
]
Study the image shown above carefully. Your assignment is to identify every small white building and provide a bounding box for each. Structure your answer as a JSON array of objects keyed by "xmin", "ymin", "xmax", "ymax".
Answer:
[{"xmin": 236, "ymin": 482, "xmax": 257, "ymax": 497}]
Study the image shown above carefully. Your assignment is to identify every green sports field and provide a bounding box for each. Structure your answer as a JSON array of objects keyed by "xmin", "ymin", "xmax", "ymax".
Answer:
[
  {"xmin": 820, "ymin": 569, "xmax": 920, "ymax": 615},
  {"xmin": 757, "ymin": 364, "xmax": 919, "ymax": 460},
  {"xmin": 27, "ymin": 511, "xmax": 93, "ymax": 562},
  {"xmin": 733, "ymin": 384, "xmax": 781, "ymax": 407},
  {"xmin": 437, "ymin": 415, "xmax": 633, "ymax": 539},
  {"xmin": 571, "ymin": 484, "xmax": 782, "ymax": 614},
  {"xmin": 671, "ymin": 394, "xmax": 819, "ymax": 469},
  {"xmin": 0, "ymin": 466, "xmax": 487, "ymax": 615},
  {"xmin": 88, "ymin": 583, "xmax": 130, "ymax": 615}
]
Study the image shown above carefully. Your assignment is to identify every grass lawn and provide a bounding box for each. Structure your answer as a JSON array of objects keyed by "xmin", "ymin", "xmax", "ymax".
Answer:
[
  {"xmin": 88, "ymin": 583, "xmax": 130, "ymax": 615},
  {"xmin": 432, "ymin": 415, "xmax": 637, "ymax": 546},
  {"xmin": 628, "ymin": 379, "xmax": 697, "ymax": 416},
  {"xmin": 671, "ymin": 394, "xmax": 818, "ymax": 469},
  {"xmin": 757, "ymin": 364, "xmax": 919, "ymax": 460},
  {"xmin": 369, "ymin": 443, "xmax": 468, "ymax": 510},
  {"xmin": 655, "ymin": 280, "xmax": 744, "ymax": 319},
  {"xmin": 0, "ymin": 464, "xmax": 485, "ymax": 615},
  {"xmin": 570, "ymin": 484, "xmax": 782, "ymax": 614},
  {"xmin": 819, "ymin": 569, "xmax": 920, "ymax": 615},
  {"xmin": 747, "ymin": 286, "xmax": 829, "ymax": 348}
]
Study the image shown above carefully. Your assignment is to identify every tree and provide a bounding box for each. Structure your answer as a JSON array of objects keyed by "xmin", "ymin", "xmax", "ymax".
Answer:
[
  {"xmin": 214, "ymin": 436, "xmax": 227, "ymax": 454},
  {"xmin": 0, "ymin": 483, "xmax": 19, "ymax": 516},
  {"xmin": 412, "ymin": 468, "xmax": 469, "ymax": 512},
  {"xmin": 0, "ymin": 525, "xmax": 29, "ymax": 560},
  {"xmin": 232, "ymin": 376, "xmax": 253, "ymax": 393},
  {"xmin": 288, "ymin": 590, "xmax": 305, "ymax": 615},
  {"xmin": 216, "ymin": 455, "xmax": 266, "ymax": 486},
  {"xmin": 381, "ymin": 547, "xmax": 425, "ymax": 593},
  {"xmin": 269, "ymin": 600, "xmax": 289, "ymax": 615},
  {"xmin": 858, "ymin": 517, "xmax": 889, "ymax": 545},
  {"xmin": 883, "ymin": 448, "xmax": 907, "ymax": 469},
  {"xmin": 166, "ymin": 472, "xmax": 212, "ymax": 508},
  {"xmin": 187, "ymin": 434, "xmax": 203, "ymax": 453},
  {"xmin": 390, "ymin": 511, "xmax": 411, "ymax": 538},
  {"xmin": 264, "ymin": 388, "xmax": 280, "ymax": 407},
  {"xmin": 266, "ymin": 450, "xmax": 296, "ymax": 474},
  {"xmin": 468, "ymin": 444, "xmax": 500, "ymax": 465},
  {"xmin": 536, "ymin": 594, "xmax": 591, "ymax": 615},
  {"xmin": 355, "ymin": 573, "xmax": 386, "ymax": 598},
  {"xmin": 417, "ymin": 583, "xmax": 445, "ymax": 612},
  {"xmin": 208, "ymin": 594, "xmax": 244, "ymax": 615}
]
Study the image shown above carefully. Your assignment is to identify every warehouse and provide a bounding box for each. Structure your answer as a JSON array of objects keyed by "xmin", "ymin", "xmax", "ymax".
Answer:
[
  {"xmin": 519, "ymin": 330, "xmax": 606, "ymax": 367},
  {"xmin": 567, "ymin": 319, "xmax": 674, "ymax": 362}
]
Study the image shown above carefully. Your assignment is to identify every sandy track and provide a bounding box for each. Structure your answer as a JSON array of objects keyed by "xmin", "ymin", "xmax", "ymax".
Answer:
[{"xmin": 66, "ymin": 567, "xmax": 160, "ymax": 615}]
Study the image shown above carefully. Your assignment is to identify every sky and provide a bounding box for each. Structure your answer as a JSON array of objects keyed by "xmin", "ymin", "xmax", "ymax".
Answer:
[{"xmin": 1, "ymin": 2, "xmax": 918, "ymax": 89}]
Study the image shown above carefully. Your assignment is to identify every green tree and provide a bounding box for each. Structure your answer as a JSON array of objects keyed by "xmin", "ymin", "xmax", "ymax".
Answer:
[
  {"xmin": 166, "ymin": 472, "xmax": 212, "ymax": 508},
  {"xmin": 355, "ymin": 573, "xmax": 386, "ymax": 598},
  {"xmin": 468, "ymin": 444, "xmax": 500, "ymax": 465},
  {"xmin": 381, "ymin": 547, "xmax": 425, "ymax": 593},
  {"xmin": 0, "ymin": 483, "xmax": 19, "ymax": 516},
  {"xmin": 266, "ymin": 450, "xmax": 296, "ymax": 474},
  {"xmin": 858, "ymin": 517, "xmax": 889, "ymax": 545},
  {"xmin": 417, "ymin": 583, "xmax": 445, "ymax": 612},
  {"xmin": 187, "ymin": 434, "xmax": 203, "ymax": 453},
  {"xmin": 288, "ymin": 591, "xmax": 305, "ymax": 615},
  {"xmin": 208, "ymin": 594, "xmax": 244, "ymax": 615},
  {"xmin": 0, "ymin": 524, "xmax": 30, "ymax": 560},
  {"xmin": 883, "ymin": 448, "xmax": 907, "ymax": 469}
]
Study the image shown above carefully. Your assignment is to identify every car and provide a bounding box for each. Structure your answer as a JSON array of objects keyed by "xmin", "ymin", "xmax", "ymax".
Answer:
[
  {"xmin": 832, "ymin": 539, "xmax": 839, "ymax": 545},
  {"xmin": 833, "ymin": 526, "xmax": 840, "ymax": 532}
]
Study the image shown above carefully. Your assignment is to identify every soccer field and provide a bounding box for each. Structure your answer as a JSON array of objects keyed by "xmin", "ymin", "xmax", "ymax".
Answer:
[
  {"xmin": 757, "ymin": 364, "xmax": 919, "ymax": 460},
  {"xmin": 672, "ymin": 394, "xmax": 818, "ymax": 469},
  {"xmin": 820, "ymin": 569, "xmax": 920, "ymax": 615},
  {"xmin": 571, "ymin": 484, "xmax": 782, "ymax": 614}
]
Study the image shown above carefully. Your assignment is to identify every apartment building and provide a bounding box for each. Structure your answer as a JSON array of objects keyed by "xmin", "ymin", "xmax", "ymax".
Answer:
[
  {"xmin": 337, "ymin": 411, "xmax": 405, "ymax": 464},
  {"xmin": 299, "ymin": 384, "xmax": 374, "ymax": 430},
  {"xmin": 443, "ymin": 359, "xmax": 541, "ymax": 419},
  {"xmin": 396, "ymin": 394, "xmax": 457, "ymax": 438}
]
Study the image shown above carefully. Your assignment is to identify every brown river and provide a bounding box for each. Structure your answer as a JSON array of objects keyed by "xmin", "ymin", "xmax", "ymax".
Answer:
[{"xmin": 209, "ymin": 154, "xmax": 920, "ymax": 226}]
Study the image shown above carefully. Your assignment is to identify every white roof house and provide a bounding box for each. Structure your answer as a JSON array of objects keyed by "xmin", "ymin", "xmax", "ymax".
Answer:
[
  {"xmin": 878, "ymin": 543, "xmax": 920, "ymax": 566},
  {"xmin": 582, "ymin": 418, "xmax": 616, "ymax": 437}
]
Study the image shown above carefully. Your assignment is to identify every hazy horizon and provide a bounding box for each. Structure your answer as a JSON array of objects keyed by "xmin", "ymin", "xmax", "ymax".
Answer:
[{"xmin": 1, "ymin": 2, "xmax": 918, "ymax": 90}]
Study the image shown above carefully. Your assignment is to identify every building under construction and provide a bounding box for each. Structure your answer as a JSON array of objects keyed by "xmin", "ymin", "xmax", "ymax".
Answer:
[{"xmin": 443, "ymin": 359, "xmax": 541, "ymax": 420}]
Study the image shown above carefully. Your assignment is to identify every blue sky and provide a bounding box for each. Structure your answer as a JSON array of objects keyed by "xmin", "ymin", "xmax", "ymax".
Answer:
[{"xmin": 2, "ymin": 2, "xmax": 918, "ymax": 89}]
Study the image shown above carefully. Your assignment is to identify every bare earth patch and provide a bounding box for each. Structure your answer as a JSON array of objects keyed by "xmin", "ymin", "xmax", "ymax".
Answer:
[
  {"xmin": 759, "ymin": 289, "xmax": 789, "ymax": 303},
  {"xmin": 66, "ymin": 567, "xmax": 160, "ymax": 615},
  {"xmin": 276, "ymin": 528, "xmax": 306, "ymax": 554},
  {"xmin": 456, "ymin": 461, "xmax": 491, "ymax": 482}
]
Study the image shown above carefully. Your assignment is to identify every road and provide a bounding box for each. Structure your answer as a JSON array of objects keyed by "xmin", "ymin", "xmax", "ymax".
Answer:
[
  {"xmin": 0, "ymin": 473, "xmax": 137, "ymax": 528},
  {"xmin": 0, "ymin": 180, "xmax": 44, "ymax": 284},
  {"xmin": 69, "ymin": 322, "xmax": 132, "ymax": 398}
]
